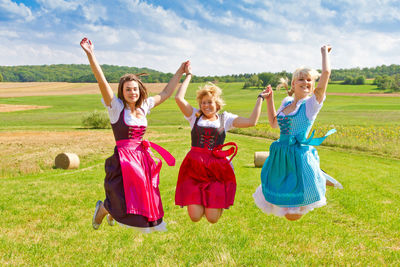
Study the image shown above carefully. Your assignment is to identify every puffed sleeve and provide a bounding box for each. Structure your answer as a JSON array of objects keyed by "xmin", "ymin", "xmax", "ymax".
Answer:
[
  {"xmin": 184, "ymin": 108, "xmax": 198, "ymax": 129},
  {"xmin": 101, "ymin": 94, "xmax": 124, "ymax": 124},
  {"xmin": 223, "ymin": 111, "xmax": 239, "ymax": 131},
  {"xmin": 305, "ymin": 94, "xmax": 325, "ymax": 120},
  {"xmin": 140, "ymin": 97, "xmax": 155, "ymax": 116}
]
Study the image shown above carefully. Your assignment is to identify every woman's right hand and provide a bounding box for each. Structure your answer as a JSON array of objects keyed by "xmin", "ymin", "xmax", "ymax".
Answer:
[
  {"xmin": 184, "ymin": 60, "xmax": 192, "ymax": 75},
  {"xmin": 260, "ymin": 84, "xmax": 273, "ymax": 100},
  {"xmin": 80, "ymin": 37, "xmax": 94, "ymax": 55}
]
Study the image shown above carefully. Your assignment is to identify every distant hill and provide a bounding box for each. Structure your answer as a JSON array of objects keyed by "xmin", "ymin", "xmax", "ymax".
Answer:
[
  {"xmin": 0, "ymin": 64, "xmax": 399, "ymax": 83},
  {"xmin": 0, "ymin": 64, "xmax": 168, "ymax": 83}
]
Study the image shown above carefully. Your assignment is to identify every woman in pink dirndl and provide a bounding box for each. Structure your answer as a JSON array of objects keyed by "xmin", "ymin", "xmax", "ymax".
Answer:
[
  {"xmin": 81, "ymin": 37, "xmax": 186, "ymax": 233},
  {"xmin": 174, "ymin": 62, "xmax": 270, "ymax": 224}
]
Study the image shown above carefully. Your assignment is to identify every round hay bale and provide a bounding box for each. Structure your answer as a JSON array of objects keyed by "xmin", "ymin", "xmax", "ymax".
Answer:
[
  {"xmin": 55, "ymin": 153, "xmax": 80, "ymax": 169},
  {"xmin": 254, "ymin": 151, "xmax": 269, "ymax": 168}
]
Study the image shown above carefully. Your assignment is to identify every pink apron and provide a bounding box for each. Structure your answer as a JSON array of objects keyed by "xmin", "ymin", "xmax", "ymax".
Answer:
[{"xmin": 116, "ymin": 139, "xmax": 175, "ymax": 221}]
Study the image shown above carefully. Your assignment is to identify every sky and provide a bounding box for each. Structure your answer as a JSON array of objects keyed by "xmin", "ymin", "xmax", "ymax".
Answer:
[{"xmin": 1, "ymin": 0, "xmax": 400, "ymax": 76}]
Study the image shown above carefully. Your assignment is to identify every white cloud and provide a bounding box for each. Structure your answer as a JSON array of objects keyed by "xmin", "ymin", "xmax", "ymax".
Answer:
[
  {"xmin": 36, "ymin": 0, "xmax": 79, "ymax": 11},
  {"xmin": 0, "ymin": 0, "xmax": 34, "ymax": 21},
  {"xmin": 0, "ymin": 30, "xmax": 19, "ymax": 38},
  {"xmin": 337, "ymin": 0, "xmax": 400, "ymax": 24},
  {"xmin": 82, "ymin": 4, "xmax": 107, "ymax": 23}
]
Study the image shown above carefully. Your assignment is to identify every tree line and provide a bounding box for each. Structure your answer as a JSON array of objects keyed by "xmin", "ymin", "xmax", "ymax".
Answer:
[{"xmin": 0, "ymin": 64, "xmax": 399, "ymax": 91}]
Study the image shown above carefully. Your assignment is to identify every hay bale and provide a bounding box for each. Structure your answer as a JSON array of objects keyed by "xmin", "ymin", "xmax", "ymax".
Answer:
[
  {"xmin": 55, "ymin": 153, "xmax": 80, "ymax": 169},
  {"xmin": 254, "ymin": 151, "xmax": 269, "ymax": 168}
]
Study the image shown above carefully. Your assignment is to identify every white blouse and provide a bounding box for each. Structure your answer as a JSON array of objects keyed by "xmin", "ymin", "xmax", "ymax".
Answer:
[
  {"xmin": 277, "ymin": 94, "xmax": 325, "ymax": 121},
  {"xmin": 102, "ymin": 95, "xmax": 155, "ymax": 126},
  {"xmin": 185, "ymin": 108, "xmax": 238, "ymax": 132}
]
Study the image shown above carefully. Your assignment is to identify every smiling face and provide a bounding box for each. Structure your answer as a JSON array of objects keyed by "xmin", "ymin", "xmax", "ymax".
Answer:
[
  {"xmin": 292, "ymin": 73, "xmax": 314, "ymax": 98},
  {"xmin": 200, "ymin": 94, "xmax": 218, "ymax": 119},
  {"xmin": 123, "ymin": 80, "xmax": 140, "ymax": 105}
]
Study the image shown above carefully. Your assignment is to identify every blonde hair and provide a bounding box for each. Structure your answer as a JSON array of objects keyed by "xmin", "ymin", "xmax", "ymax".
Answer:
[
  {"xmin": 277, "ymin": 67, "xmax": 321, "ymax": 96},
  {"xmin": 195, "ymin": 82, "xmax": 225, "ymax": 117}
]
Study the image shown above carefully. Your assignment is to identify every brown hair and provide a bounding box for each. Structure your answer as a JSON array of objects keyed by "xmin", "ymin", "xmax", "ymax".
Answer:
[{"xmin": 117, "ymin": 73, "xmax": 149, "ymax": 108}]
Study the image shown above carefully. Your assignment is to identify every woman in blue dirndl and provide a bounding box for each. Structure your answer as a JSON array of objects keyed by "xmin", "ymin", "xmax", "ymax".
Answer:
[{"xmin": 253, "ymin": 45, "xmax": 342, "ymax": 221}]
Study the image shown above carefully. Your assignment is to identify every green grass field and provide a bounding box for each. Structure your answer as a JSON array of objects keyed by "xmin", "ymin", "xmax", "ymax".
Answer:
[{"xmin": 0, "ymin": 82, "xmax": 399, "ymax": 265}]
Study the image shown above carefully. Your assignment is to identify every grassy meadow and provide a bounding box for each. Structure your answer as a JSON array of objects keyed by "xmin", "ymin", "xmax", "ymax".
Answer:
[{"xmin": 0, "ymin": 82, "xmax": 399, "ymax": 265}]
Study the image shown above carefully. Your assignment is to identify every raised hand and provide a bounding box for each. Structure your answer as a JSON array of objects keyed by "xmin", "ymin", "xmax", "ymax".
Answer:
[
  {"xmin": 321, "ymin": 45, "xmax": 332, "ymax": 54},
  {"xmin": 80, "ymin": 37, "xmax": 94, "ymax": 55},
  {"xmin": 176, "ymin": 60, "xmax": 189, "ymax": 75},
  {"xmin": 184, "ymin": 60, "xmax": 192, "ymax": 75},
  {"xmin": 260, "ymin": 84, "xmax": 273, "ymax": 100}
]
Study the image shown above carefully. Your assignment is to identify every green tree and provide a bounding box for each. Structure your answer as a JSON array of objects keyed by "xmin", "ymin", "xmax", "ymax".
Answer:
[
  {"xmin": 354, "ymin": 75, "xmax": 365, "ymax": 85},
  {"xmin": 392, "ymin": 74, "xmax": 400, "ymax": 92},
  {"xmin": 0, "ymin": 73, "xmax": 3, "ymax": 82},
  {"xmin": 258, "ymin": 72, "xmax": 275, "ymax": 87},
  {"xmin": 343, "ymin": 76, "xmax": 353, "ymax": 85},
  {"xmin": 250, "ymin": 74, "xmax": 261, "ymax": 88},
  {"xmin": 373, "ymin": 75, "xmax": 382, "ymax": 85},
  {"xmin": 379, "ymin": 76, "xmax": 393, "ymax": 90}
]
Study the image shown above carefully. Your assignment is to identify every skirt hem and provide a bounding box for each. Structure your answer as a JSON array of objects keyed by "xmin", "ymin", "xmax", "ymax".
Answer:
[
  {"xmin": 253, "ymin": 185, "xmax": 326, "ymax": 217},
  {"xmin": 116, "ymin": 221, "xmax": 167, "ymax": 233}
]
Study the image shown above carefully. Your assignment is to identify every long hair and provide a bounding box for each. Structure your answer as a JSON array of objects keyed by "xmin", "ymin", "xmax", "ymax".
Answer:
[
  {"xmin": 276, "ymin": 67, "xmax": 321, "ymax": 96},
  {"xmin": 195, "ymin": 82, "xmax": 225, "ymax": 117},
  {"xmin": 117, "ymin": 73, "xmax": 149, "ymax": 108}
]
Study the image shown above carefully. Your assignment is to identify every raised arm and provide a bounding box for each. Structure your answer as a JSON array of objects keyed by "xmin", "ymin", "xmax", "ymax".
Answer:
[
  {"xmin": 314, "ymin": 45, "xmax": 331, "ymax": 103},
  {"xmin": 153, "ymin": 61, "xmax": 187, "ymax": 108},
  {"xmin": 232, "ymin": 85, "xmax": 272, "ymax": 128},
  {"xmin": 174, "ymin": 61, "xmax": 193, "ymax": 117},
  {"xmin": 265, "ymin": 86, "xmax": 278, "ymax": 128},
  {"xmin": 80, "ymin": 38, "xmax": 114, "ymax": 106}
]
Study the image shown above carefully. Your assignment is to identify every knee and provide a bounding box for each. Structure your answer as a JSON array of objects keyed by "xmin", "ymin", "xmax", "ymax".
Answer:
[
  {"xmin": 189, "ymin": 214, "xmax": 203, "ymax": 222},
  {"xmin": 285, "ymin": 214, "xmax": 302, "ymax": 221},
  {"xmin": 205, "ymin": 216, "xmax": 220, "ymax": 224}
]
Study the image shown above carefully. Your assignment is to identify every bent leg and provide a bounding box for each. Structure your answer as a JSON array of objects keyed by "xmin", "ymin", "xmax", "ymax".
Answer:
[
  {"xmin": 205, "ymin": 208, "xmax": 223, "ymax": 224},
  {"xmin": 95, "ymin": 202, "xmax": 109, "ymax": 225},
  {"xmin": 187, "ymin": 205, "xmax": 205, "ymax": 222},
  {"xmin": 285, "ymin": 213, "xmax": 302, "ymax": 221}
]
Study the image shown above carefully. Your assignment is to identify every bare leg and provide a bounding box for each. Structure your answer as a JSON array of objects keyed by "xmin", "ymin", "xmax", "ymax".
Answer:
[
  {"xmin": 187, "ymin": 205, "xmax": 205, "ymax": 222},
  {"xmin": 285, "ymin": 213, "xmax": 302, "ymax": 221},
  {"xmin": 95, "ymin": 202, "xmax": 109, "ymax": 225},
  {"xmin": 326, "ymin": 179, "xmax": 335, "ymax": 187},
  {"xmin": 205, "ymin": 208, "xmax": 223, "ymax": 224}
]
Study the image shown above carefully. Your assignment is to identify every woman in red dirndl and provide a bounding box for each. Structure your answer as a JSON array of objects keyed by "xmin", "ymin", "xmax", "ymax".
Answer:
[{"xmin": 174, "ymin": 62, "xmax": 271, "ymax": 223}]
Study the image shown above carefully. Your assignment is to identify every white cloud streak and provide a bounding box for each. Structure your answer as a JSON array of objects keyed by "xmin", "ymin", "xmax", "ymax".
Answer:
[{"xmin": 0, "ymin": 0, "xmax": 34, "ymax": 21}]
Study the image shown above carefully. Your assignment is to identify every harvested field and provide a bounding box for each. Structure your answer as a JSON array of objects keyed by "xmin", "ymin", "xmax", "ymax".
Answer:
[
  {"xmin": 0, "ymin": 104, "xmax": 51, "ymax": 112},
  {"xmin": 0, "ymin": 129, "xmax": 171, "ymax": 177},
  {"xmin": 0, "ymin": 82, "xmax": 168, "ymax": 97}
]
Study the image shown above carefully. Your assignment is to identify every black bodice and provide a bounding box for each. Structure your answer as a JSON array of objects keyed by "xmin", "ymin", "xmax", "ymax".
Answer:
[
  {"xmin": 111, "ymin": 109, "xmax": 146, "ymax": 141},
  {"xmin": 191, "ymin": 113, "xmax": 226, "ymax": 149}
]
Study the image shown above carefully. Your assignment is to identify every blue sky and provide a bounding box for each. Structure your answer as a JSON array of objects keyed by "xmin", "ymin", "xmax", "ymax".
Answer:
[{"xmin": 1, "ymin": 0, "xmax": 400, "ymax": 75}]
